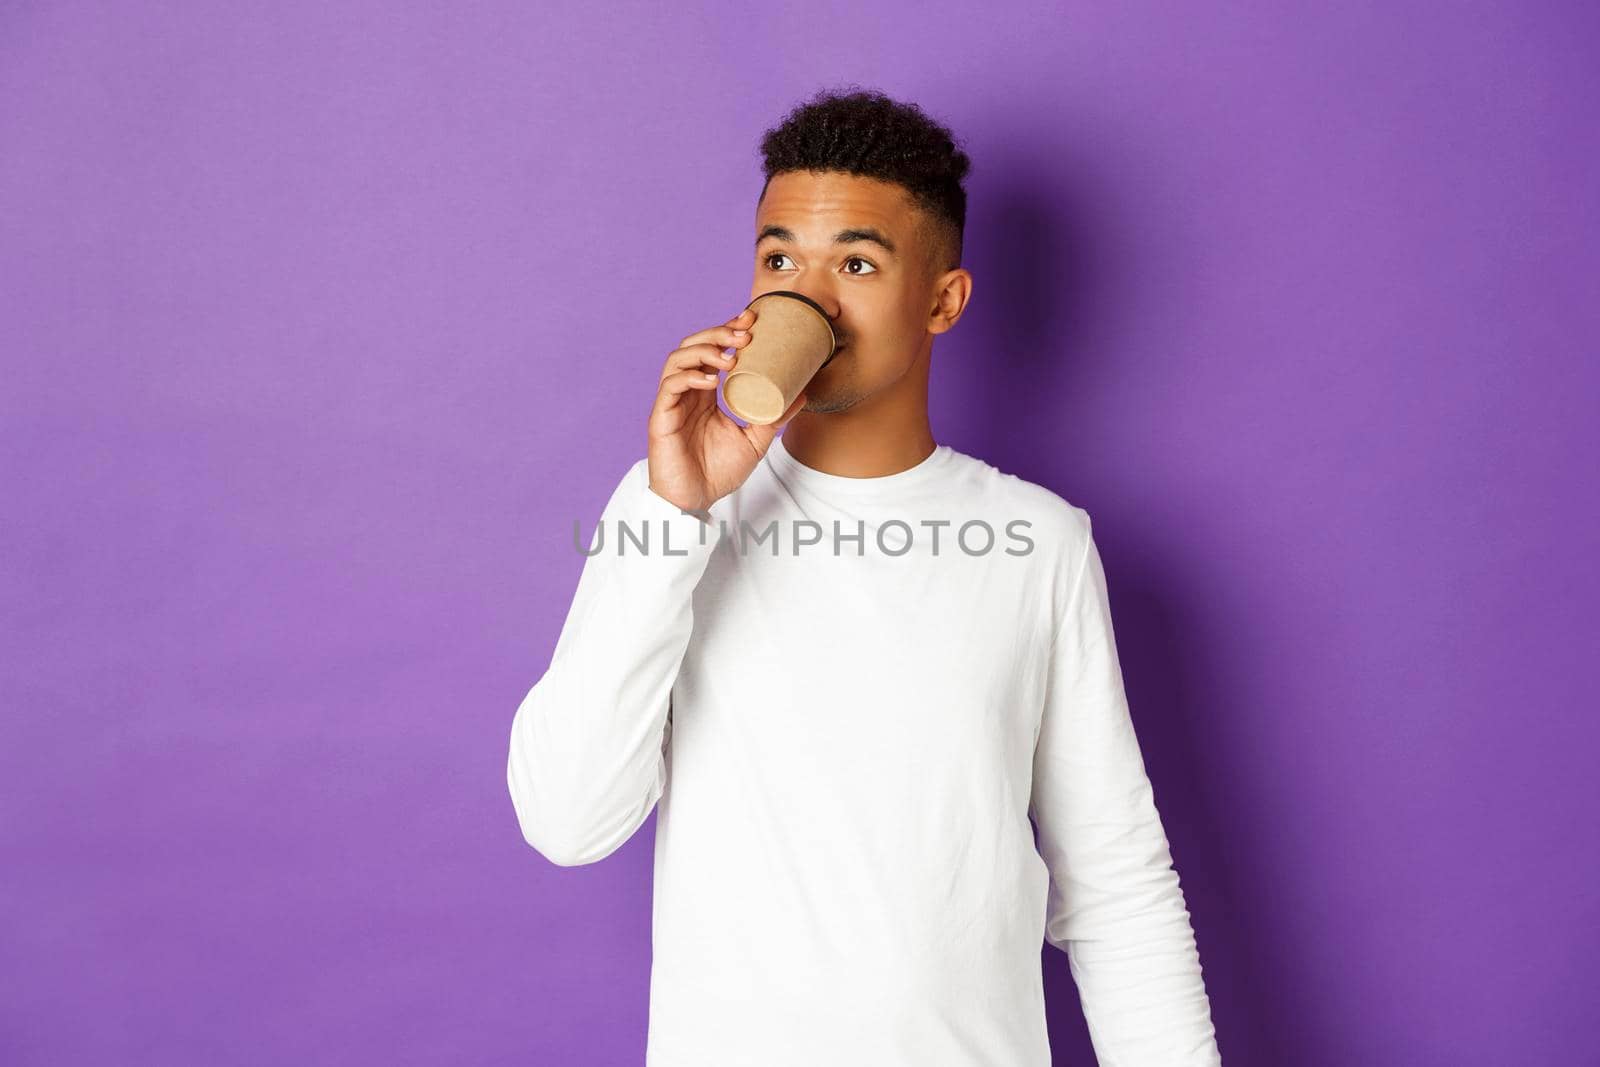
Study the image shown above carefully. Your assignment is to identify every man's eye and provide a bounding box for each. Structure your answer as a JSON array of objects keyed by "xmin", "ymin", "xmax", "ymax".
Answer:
[{"xmin": 762, "ymin": 253, "xmax": 877, "ymax": 275}]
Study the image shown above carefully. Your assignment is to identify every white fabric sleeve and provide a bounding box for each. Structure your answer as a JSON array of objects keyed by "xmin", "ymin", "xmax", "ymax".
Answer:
[
  {"xmin": 506, "ymin": 457, "xmax": 720, "ymax": 867},
  {"xmin": 1029, "ymin": 513, "xmax": 1223, "ymax": 1065}
]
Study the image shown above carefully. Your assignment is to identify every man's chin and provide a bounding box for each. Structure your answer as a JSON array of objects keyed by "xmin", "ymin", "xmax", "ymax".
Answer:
[{"xmin": 802, "ymin": 392, "xmax": 857, "ymax": 415}]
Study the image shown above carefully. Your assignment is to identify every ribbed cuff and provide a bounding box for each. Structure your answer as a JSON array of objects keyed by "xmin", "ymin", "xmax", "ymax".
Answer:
[{"xmin": 593, "ymin": 458, "xmax": 722, "ymax": 568}]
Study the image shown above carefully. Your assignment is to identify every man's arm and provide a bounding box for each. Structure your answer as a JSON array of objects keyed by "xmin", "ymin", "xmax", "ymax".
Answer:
[
  {"xmin": 506, "ymin": 457, "xmax": 717, "ymax": 867},
  {"xmin": 1029, "ymin": 512, "xmax": 1222, "ymax": 1065}
]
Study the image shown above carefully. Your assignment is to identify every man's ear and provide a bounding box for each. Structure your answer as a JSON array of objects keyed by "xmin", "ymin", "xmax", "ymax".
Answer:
[{"xmin": 928, "ymin": 268, "xmax": 973, "ymax": 336}]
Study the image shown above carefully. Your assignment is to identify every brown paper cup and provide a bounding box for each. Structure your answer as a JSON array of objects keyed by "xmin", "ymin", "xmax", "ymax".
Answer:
[{"xmin": 721, "ymin": 290, "xmax": 838, "ymax": 425}]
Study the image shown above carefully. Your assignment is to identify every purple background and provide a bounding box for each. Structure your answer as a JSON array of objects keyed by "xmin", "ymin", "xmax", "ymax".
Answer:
[{"xmin": 2, "ymin": 3, "xmax": 1595, "ymax": 1064}]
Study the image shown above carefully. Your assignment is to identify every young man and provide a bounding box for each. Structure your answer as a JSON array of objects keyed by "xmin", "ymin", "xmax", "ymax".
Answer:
[{"xmin": 507, "ymin": 88, "xmax": 1223, "ymax": 1066}]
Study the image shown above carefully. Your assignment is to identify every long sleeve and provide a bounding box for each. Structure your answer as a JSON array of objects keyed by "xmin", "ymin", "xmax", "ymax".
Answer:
[
  {"xmin": 506, "ymin": 457, "xmax": 719, "ymax": 867},
  {"xmin": 1029, "ymin": 513, "xmax": 1222, "ymax": 1065}
]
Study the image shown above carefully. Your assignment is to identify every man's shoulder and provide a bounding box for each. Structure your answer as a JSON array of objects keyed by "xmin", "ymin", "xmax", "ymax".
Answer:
[{"xmin": 944, "ymin": 448, "xmax": 1093, "ymax": 545}]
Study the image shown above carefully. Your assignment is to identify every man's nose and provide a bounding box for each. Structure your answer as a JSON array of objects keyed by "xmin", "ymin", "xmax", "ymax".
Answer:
[
  {"xmin": 790, "ymin": 287, "xmax": 841, "ymax": 323},
  {"xmin": 756, "ymin": 284, "xmax": 841, "ymax": 332}
]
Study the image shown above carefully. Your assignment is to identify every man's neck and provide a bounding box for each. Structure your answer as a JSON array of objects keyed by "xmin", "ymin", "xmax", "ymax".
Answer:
[{"xmin": 778, "ymin": 415, "xmax": 937, "ymax": 480}]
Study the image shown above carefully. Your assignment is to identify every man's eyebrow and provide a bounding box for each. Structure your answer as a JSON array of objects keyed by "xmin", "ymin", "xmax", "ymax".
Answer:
[{"xmin": 755, "ymin": 224, "xmax": 899, "ymax": 257}]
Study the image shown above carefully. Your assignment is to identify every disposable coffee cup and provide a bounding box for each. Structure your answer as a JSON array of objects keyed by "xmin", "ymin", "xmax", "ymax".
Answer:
[{"xmin": 721, "ymin": 290, "xmax": 838, "ymax": 425}]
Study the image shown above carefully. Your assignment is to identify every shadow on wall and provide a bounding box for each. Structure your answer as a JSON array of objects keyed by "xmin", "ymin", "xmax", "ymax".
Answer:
[{"xmin": 965, "ymin": 155, "xmax": 1318, "ymax": 1065}]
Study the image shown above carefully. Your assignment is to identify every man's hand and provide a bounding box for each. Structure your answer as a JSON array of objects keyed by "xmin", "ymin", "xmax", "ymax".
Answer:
[{"xmin": 647, "ymin": 304, "xmax": 807, "ymax": 515}]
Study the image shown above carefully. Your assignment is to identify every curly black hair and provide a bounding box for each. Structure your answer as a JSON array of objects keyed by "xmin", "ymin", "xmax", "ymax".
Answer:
[{"xmin": 757, "ymin": 86, "xmax": 972, "ymax": 273}]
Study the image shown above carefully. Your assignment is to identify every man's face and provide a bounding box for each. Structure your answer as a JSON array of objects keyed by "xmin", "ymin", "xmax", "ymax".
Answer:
[{"xmin": 751, "ymin": 170, "xmax": 949, "ymax": 414}]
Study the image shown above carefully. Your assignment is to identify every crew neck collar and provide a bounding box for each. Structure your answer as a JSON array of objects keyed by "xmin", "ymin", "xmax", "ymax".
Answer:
[{"xmin": 766, "ymin": 434, "xmax": 954, "ymax": 497}]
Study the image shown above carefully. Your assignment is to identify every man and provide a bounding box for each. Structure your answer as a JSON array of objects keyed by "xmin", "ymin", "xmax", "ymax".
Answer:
[{"xmin": 507, "ymin": 87, "xmax": 1223, "ymax": 1066}]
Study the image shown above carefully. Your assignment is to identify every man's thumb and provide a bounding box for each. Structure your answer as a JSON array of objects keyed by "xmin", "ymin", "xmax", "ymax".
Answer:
[{"xmin": 751, "ymin": 391, "xmax": 806, "ymax": 449}]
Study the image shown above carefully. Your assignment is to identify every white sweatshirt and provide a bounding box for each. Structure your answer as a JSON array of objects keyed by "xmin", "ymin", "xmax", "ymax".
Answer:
[{"xmin": 507, "ymin": 435, "xmax": 1222, "ymax": 1066}]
